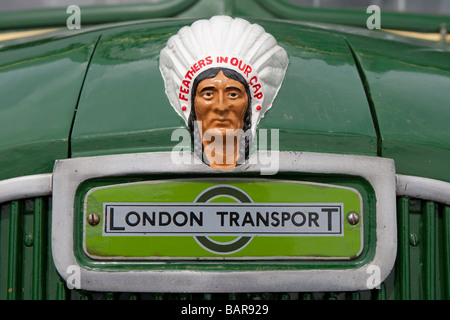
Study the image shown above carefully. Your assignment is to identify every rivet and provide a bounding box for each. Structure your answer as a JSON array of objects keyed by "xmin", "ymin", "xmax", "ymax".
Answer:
[
  {"xmin": 24, "ymin": 233, "xmax": 33, "ymax": 247},
  {"xmin": 87, "ymin": 213, "xmax": 100, "ymax": 226},
  {"xmin": 410, "ymin": 233, "xmax": 420, "ymax": 247},
  {"xmin": 347, "ymin": 212, "xmax": 360, "ymax": 225}
]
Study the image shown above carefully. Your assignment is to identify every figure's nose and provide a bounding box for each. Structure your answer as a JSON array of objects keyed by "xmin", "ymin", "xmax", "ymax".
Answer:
[{"xmin": 214, "ymin": 92, "xmax": 229, "ymax": 115}]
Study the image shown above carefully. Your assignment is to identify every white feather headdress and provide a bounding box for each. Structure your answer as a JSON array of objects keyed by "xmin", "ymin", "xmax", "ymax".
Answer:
[{"xmin": 159, "ymin": 16, "xmax": 289, "ymax": 135}]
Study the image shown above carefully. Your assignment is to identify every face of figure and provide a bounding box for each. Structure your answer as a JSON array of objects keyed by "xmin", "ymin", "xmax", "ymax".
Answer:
[
  {"xmin": 194, "ymin": 71, "xmax": 248, "ymax": 135},
  {"xmin": 193, "ymin": 71, "xmax": 249, "ymax": 169}
]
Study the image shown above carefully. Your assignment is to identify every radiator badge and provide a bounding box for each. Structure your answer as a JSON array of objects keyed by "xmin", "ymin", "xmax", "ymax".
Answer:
[
  {"xmin": 159, "ymin": 16, "xmax": 289, "ymax": 170},
  {"xmin": 83, "ymin": 180, "xmax": 363, "ymax": 260}
]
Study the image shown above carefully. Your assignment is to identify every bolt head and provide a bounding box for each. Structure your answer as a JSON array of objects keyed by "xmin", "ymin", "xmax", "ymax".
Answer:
[
  {"xmin": 24, "ymin": 233, "xmax": 33, "ymax": 247},
  {"xmin": 87, "ymin": 213, "xmax": 100, "ymax": 226},
  {"xmin": 347, "ymin": 212, "xmax": 360, "ymax": 225},
  {"xmin": 410, "ymin": 233, "xmax": 420, "ymax": 247}
]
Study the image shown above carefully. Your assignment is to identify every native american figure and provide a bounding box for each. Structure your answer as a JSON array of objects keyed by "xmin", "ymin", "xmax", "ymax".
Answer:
[{"xmin": 160, "ymin": 16, "xmax": 288, "ymax": 169}]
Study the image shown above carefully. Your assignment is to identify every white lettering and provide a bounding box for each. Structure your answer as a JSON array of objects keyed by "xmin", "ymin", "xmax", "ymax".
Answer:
[
  {"xmin": 181, "ymin": 304, "xmax": 215, "ymax": 317},
  {"xmin": 366, "ymin": 5, "xmax": 381, "ymax": 30},
  {"xmin": 66, "ymin": 265, "xmax": 81, "ymax": 289},
  {"xmin": 255, "ymin": 129, "xmax": 279, "ymax": 175},
  {"xmin": 104, "ymin": 203, "xmax": 343, "ymax": 236},
  {"xmin": 366, "ymin": 264, "xmax": 381, "ymax": 289},
  {"xmin": 171, "ymin": 128, "xmax": 192, "ymax": 165},
  {"xmin": 66, "ymin": 5, "xmax": 81, "ymax": 30}
]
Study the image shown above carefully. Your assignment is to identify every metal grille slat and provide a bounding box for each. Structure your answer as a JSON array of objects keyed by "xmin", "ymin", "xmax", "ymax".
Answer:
[
  {"xmin": 377, "ymin": 283, "xmax": 387, "ymax": 300},
  {"xmin": 444, "ymin": 206, "xmax": 450, "ymax": 300},
  {"xmin": 32, "ymin": 198, "xmax": 46, "ymax": 300},
  {"xmin": 397, "ymin": 197, "xmax": 411, "ymax": 300},
  {"xmin": 423, "ymin": 201, "xmax": 437, "ymax": 300},
  {"xmin": 1, "ymin": 198, "xmax": 67, "ymax": 300},
  {"xmin": 7, "ymin": 201, "xmax": 22, "ymax": 300},
  {"xmin": 56, "ymin": 281, "xmax": 67, "ymax": 300}
]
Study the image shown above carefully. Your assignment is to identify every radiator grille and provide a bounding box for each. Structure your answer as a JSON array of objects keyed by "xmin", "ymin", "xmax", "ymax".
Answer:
[
  {"xmin": 396, "ymin": 197, "xmax": 450, "ymax": 299},
  {"xmin": 0, "ymin": 198, "xmax": 66, "ymax": 300},
  {"xmin": 0, "ymin": 196, "xmax": 449, "ymax": 300}
]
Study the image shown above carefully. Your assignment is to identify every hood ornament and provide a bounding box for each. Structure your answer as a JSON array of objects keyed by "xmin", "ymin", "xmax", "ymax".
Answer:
[{"xmin": 160, "ymin": 16, "xmax": 288, "ymax": 169}]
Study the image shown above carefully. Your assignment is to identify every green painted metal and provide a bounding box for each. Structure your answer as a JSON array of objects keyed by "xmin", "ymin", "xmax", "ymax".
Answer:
[
  {"xmin": 444, "ymin": 206, "xmax": 450, "ymax": 300},
  {"xmin": 340, "ymin": 31, "xmax": 450, "ymax": 182},
  {"xmin": 376, "ymin": 283, "xmax": 387, "ymax": 300},
  {"xmin": 32, "ymin": 198, "xmax": 45, "ymax": 300},
  {"xmin": 1, "ymin": 198, "xmax": 69, "ymax": 300},
  {"xmin": 423, "ymin": 201, "xmax": 436, "ymax": 300},
  {"xmin": 256, "ymin": 0, "xmax": 450, "ymax": 32},
  {"xmin": 0, "ymin": 0, "xmax": 449, "ymax": 33},
  {"xmin": 397, "ymin": 197, "xmax": 410, "ymax": 300},
  {"xmin": 70, "ymin": 21, "xmax": 189, "ymax": 158},
  {"xmin": 7, "ymin": 201, "xmax": 21, "ymax": 300},
  {"xmin": 0, "ymin": 0, "xmax": 199, "ymax": 30},
  {"xmin": 0, "ymin": 2, "xmax": 449, "ymax": 182},
  {"xmin": 400, "ymin": 198, "xmax": 450, "ymax": 300},
  {"xmin": 0, "ymin": 33, "xmax": 100, "ymax": 181},
  {"xmin": 70, "ymin": 19, "xmax": 377, "ymax": 158}
]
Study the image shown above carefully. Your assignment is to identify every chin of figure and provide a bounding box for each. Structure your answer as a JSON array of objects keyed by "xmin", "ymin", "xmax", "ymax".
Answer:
[{"xmin": 202, "ymin": 132, "xmax": 242, "ymax": 170}]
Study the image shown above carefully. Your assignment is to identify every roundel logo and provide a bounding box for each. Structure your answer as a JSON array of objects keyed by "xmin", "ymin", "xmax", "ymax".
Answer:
[{"xmin": 193, "ymin": 185, "xmax": 253, "ymax": 255}]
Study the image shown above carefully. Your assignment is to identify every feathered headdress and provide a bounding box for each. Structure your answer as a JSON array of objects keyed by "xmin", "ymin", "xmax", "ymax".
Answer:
[{"xmin": 159, "ymin": 16, "xmax": 289, "ymax": 136}]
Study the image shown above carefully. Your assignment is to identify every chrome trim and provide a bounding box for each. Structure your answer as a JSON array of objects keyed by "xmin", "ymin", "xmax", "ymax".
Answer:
[
  {"xmin": 396, "ymin": 174, "xmax": 450, "ymax": 206},
  {"xmin": 1, "ymin": 172, "xmax": 443, "ymax": 208},
  {"xmin": 0, "ymin": 173, "xmax": 52, "ymax": 204},
  {"xmin": 51, "ymin": 151, "xmax": 397, "ymax": 293},
  {"xmin": 3, "ymin": 173, "xmax": 445, "ymax": 208}
]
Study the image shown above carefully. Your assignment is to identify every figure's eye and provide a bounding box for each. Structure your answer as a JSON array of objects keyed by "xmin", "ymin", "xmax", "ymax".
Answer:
[
  {"xmin": 202, "ymin": 92, "xmax": 213, "ymax": 98},
  {"xmin": 229, "ymin": 92, "xmax": 239, "ymax": 98}
]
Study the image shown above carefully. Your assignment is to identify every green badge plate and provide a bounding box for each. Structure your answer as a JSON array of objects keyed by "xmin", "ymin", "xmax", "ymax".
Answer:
[{"xmin": 81, "ymin": 179, "xmax": 363, "ymax": 260}]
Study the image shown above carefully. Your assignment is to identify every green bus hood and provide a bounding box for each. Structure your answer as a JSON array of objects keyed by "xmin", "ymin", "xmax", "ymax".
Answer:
[
  {"xmin": 1, "ymin": 18, "xmax": 449, "ymax": 182},
  {"xmin": 0, "ymin": 30, "xmax": 99, "ymax": 180},
  {"xmin": 70, "ymin": 19, "xmax": 378, "ymax": 159},
  {"xmin": 342, "ymin": 27, "xmax": 450, "ymax": 183}
]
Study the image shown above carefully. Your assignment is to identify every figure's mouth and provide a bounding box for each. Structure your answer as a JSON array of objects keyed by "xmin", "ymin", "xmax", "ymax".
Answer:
[
  {"xmin": 213, "ymin": 118, "xmax": 231, "ymax": 124},
  {"xmin": 210, "ymin": 119, "xmax": 234, "ymax": 128}
]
